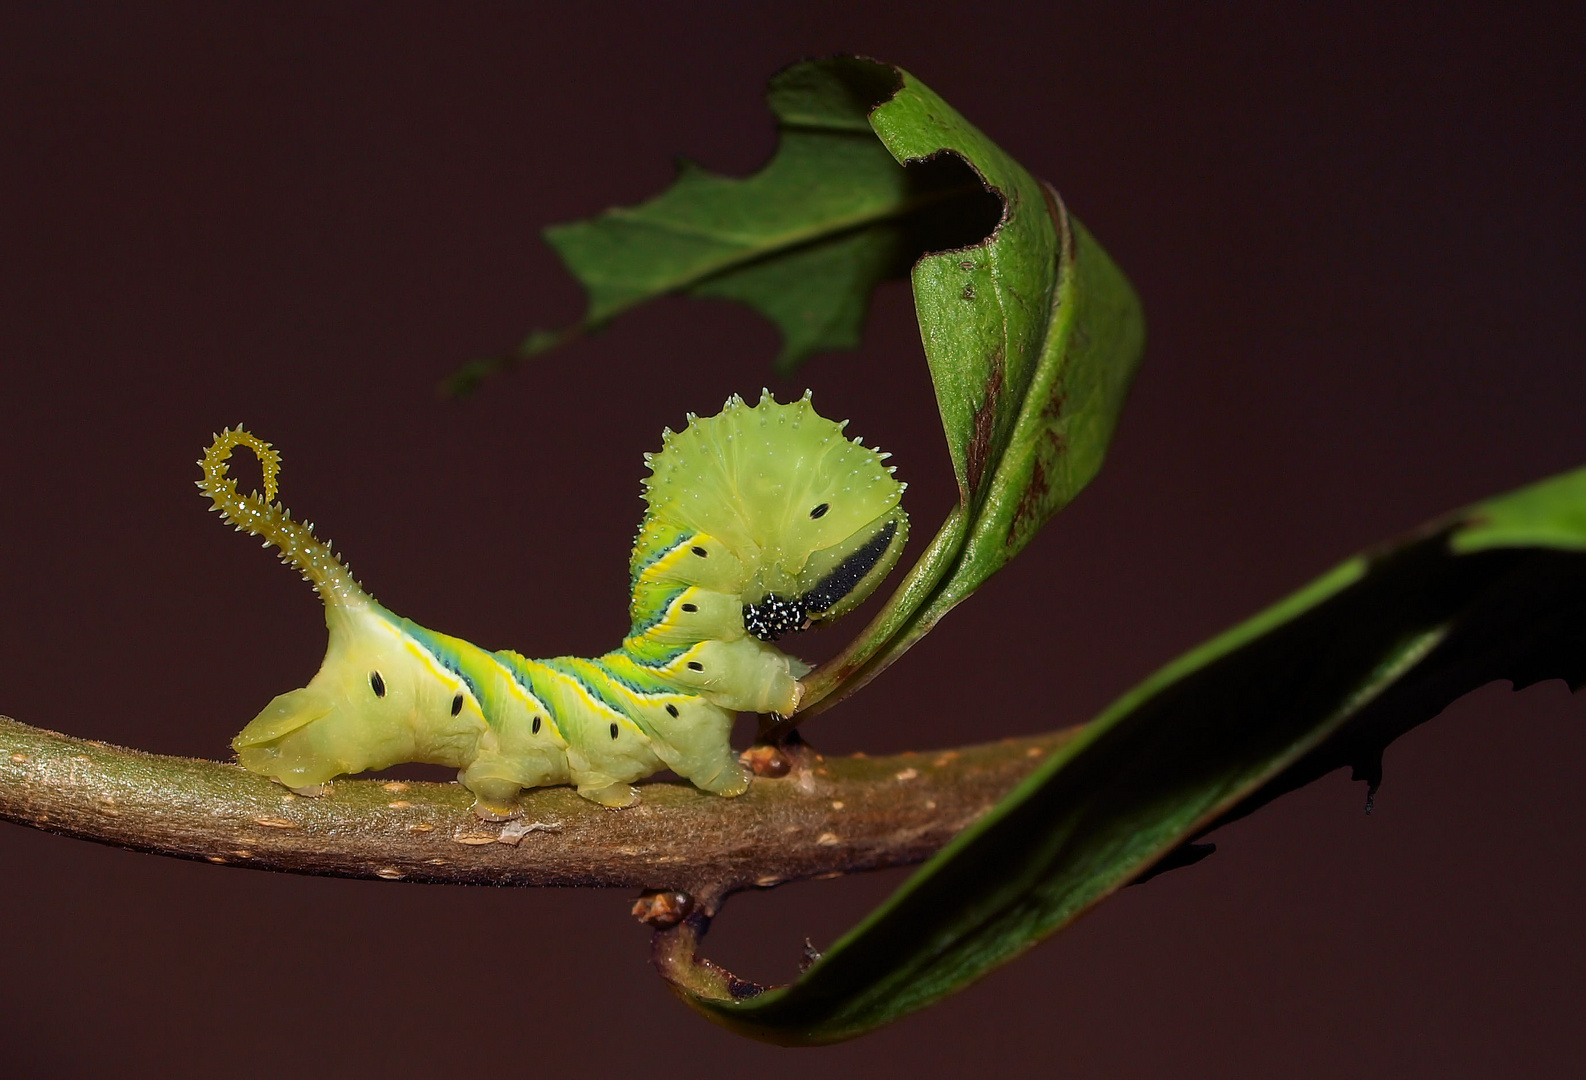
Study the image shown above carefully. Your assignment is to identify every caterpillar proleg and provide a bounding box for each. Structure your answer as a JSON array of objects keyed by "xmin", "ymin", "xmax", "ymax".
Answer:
[{"xmin": 198, "ymin": 391, "xmax": 907, "ymax": 816}]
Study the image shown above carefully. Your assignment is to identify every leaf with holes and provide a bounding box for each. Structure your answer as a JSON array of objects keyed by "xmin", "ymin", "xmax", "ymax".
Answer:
[
  {"xmin": 792, "ymin": 63, "xmax": 1146, "ymax": 717},
  {"xmin": 444, "ymin": 58, "xmax": 1002, "ymax": 395}
]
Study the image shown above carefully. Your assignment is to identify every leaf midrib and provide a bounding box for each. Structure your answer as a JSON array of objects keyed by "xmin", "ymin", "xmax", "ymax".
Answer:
[{"xmin": 581, "ymin": 180, "xmax": 985, "ymax": 314}]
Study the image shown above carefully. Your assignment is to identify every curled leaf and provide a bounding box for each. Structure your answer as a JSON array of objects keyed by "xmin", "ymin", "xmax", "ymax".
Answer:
[
  {"xmin": 789, "ymin": 62, "xmax": 1146, "ymax": 716},
  {"xmin": 677, "ymin": 468, "xmax": 1586, "ymax": 1044}
]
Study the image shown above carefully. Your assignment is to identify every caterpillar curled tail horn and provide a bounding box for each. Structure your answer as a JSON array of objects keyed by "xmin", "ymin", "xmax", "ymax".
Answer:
[
  {"xmin": 202, "ymin": 391, "xmax": 908, "ymax": 817},
  {"xmin": 196, "ymin": 428, "xmax": 363, "ymax": 605}
]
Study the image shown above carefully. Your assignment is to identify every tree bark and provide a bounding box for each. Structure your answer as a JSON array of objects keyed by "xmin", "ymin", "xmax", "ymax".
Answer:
[{"xmin": 0, "ymin": 714, "xmax": 1075, "ymax": 899}]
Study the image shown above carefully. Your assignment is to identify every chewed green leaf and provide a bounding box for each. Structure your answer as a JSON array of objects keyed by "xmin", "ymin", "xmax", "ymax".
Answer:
[
  {"xmin": 682, "ymin": 465, "xmax": 1586, "ymax": 1045},
  {"xmin": 445, "ymin": 58, "xmax": 999, "ymax": 395},
  {"xmin": 796, "ymin": 68, "xmax": 1145, "ymax": 716}
]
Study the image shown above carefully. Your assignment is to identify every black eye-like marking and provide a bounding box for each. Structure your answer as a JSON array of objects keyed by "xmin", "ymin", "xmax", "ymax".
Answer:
[
  {"xmin": 691, "ymin": 545, "xmax": 708, "ymax": 557},
  {"xmin": 532, "ymin": 716, "xmax": 542, "ymax": 735},
  {"xmin": 370, "ymin": 671, "xmax": 386, "ymax": 698},
  {"xmin": 450, "ymin": 692, "xmax": 464, "ymax": 716},
  {"xmin": 809, "ymin": 502, "xmax": 829, "ymax": 519},
  {"xmin": 665, "ymin": 704, "xmax": 679, "ymax": 717},
  {"xmin": 681, "ymin": 603, "xmax": 698, "ymax": 613},
  {"xmin": 609, "ymin": 722, "xmax": 619, "ymax": 740},
  {"xmin": 687, "ymin": 661, "xmax": 704, "ymax": 671}
]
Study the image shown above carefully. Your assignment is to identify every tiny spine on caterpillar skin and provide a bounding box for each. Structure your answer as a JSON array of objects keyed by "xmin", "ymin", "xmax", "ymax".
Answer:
[{"xmin": 197, "ymin": 390, "xmax": 908, "ymax": 817}]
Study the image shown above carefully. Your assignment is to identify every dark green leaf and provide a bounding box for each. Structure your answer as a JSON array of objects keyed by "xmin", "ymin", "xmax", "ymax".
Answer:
[
  {"xmin": 443, "ymin": 58, "xmax": 998, "ymax": 395},
  {"xmin": 686, "ymin": 468, "xmax": 1586, "ymax": 1043}
]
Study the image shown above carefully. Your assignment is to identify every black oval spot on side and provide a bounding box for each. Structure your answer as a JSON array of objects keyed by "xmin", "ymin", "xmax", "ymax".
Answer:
[
  {"xmin": 450, "ymin": 692, "xmax": 464, "ymax": 716},
  {"xmin": 687, "ymin": 661, "xmax": 704, "ymax": 671},
  {"xmin": 691, "ymin": 545, "xmax": 708, "ymax": 557},
  {"xmin": 809, "ymin": 503, "xmax": 829, "ymax": 519},
  {"xmin": 609, "ymin": 722, "xmax": 619, "ymax": 740},
  {"xmin": 369, "ymin": 671, "xmax": 386, "ymax": 698},
  {"xmin": 665, "ymin": 704, "xmax": 679, "ymax": 717},
  {"xmin": 532, "ymin": 716, "xmax": 542, "ymax": 735},
  {"xmin": 681, "ymin": 603, "xmax": 698, "ymax": 613}
]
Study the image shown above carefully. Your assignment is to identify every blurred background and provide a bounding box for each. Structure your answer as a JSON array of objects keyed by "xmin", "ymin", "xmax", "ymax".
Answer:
[{"xmin": 2, "ymin": 3, "xmax": 1583, "ymax": 1076}]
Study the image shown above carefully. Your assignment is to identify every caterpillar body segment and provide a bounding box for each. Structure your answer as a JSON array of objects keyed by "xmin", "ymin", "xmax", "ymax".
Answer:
[
  {"xmin": 206, "ymin": 391, "xmax": 907, "ymax": 816},
  {"xmin": 231, "ymin": 604, "xmax": 490, "ymax": 791}
]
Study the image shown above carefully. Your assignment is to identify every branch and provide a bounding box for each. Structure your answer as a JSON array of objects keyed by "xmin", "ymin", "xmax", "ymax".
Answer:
[{"xmin": 0, "ymin": 714, "xmax": 1073, "ymax": 899}]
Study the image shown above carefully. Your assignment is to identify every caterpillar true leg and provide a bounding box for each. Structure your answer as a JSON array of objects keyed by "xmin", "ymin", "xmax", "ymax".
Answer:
[{"xmin": 203, "ymin": 392, "xmax": 907, "ymax": 817}]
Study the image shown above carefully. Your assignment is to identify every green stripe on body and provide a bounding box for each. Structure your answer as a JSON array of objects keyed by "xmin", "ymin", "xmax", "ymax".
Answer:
[
  {"xmin": 394, "ymin": 615, "xmax": 494, "ymax": 710},
  {"xmin": 628, "ymin": 580, "xmax": 689, "ymax": 638},
  {"xmin": 491, "ymin": 649, "xmax": 565, "ymax": 740},
  {"xmin": 628, "ymin": 516, "xmax": 694, "ymax": 588},
  {"xmin": 538, "ymin": 656, "xmax": 650, "ymax": 735},
  {"xmin": 594, "ymin": 650, "xmax": 692, "ymax": 699},
  {"xmin": 620, "ymin": 634, "xmax": 692, "ymax": 670}
]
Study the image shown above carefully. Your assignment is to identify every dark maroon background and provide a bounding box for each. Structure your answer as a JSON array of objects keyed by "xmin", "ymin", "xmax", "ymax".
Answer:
[{"xmin": 3, "ymin": 4, "xmax": 1584, "ymax": 1076}]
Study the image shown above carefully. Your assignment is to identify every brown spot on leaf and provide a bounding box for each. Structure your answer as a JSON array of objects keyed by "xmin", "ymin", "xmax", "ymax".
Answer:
[
  {"xmin": 964, "ymin": 350, "xmax": 1006, "ymax": 496},
  {"xmin": 1041, "ymin": 389, "xmax": 1067, "ymax": 422},
  {"xmin": 1007, "ymin": 457, "xmax": 1051, "ymax": 547}
]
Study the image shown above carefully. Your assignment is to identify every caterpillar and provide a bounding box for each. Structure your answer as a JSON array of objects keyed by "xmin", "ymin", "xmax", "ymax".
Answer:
[{"xmin": 198, "ymin": 391, "xmax": 907, "ymax": 817}]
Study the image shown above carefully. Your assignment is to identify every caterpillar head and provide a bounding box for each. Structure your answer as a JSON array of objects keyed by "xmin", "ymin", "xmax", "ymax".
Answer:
[{"xmin": 641, "ymin": 390, "xmax": 908, "ymax": 641}]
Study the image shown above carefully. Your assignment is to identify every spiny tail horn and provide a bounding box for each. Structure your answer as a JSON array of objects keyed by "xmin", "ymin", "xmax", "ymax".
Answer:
[{"xmin": 197, "ymin": 427, "xmax": 366, "ymax": 605}]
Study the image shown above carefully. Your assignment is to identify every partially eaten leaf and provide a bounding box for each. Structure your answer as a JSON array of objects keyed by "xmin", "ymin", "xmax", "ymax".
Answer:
[{"xmin": 444, "ymin": 58, "xmax": 1002, "ymax": 395}]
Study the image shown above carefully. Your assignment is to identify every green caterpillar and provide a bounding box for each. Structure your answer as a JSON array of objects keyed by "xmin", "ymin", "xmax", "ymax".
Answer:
[{"xmin": 199, "ymin": 391, "xmax": 907, "ymax": 817}]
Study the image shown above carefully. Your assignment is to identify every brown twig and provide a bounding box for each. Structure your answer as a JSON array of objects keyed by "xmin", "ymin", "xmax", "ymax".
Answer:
[{"xmin": 0, "ymin": 714, "xmax": 1075, "ymax": 899}]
